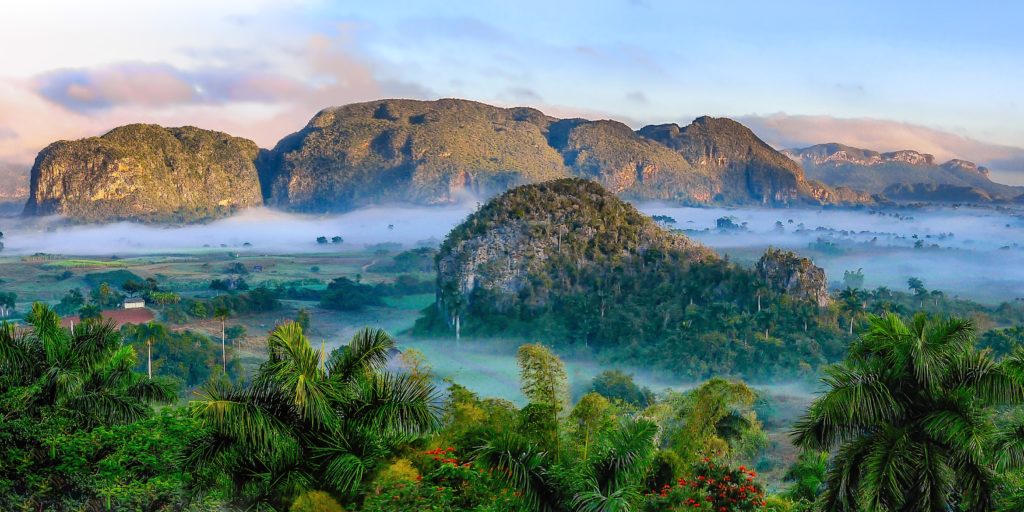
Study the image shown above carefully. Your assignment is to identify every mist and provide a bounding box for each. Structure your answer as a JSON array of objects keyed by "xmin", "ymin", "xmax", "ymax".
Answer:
[
  {"xmin": 642, "ymin": 204, "xmax": 1024, "ymax": 303},
  {"xmin": 3, "ymin": 201, "xmax": 1024, "ymax": 303},
  {"xmin": 0, "ymin": 204, "xmax": 475, "ymax": 256}
]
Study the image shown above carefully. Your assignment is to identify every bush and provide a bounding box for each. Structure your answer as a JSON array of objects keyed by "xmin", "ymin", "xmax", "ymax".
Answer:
[
  {"xmin": 289, "ymin": 490, "xmax": 344, "ymax": 512},
  {"xmin": 642, "ymin": 459, "xmax": 767, "ymax": 512},
  {"xmin": 320, "ymin": 278, "xmax": 383, "ymax": 311}
]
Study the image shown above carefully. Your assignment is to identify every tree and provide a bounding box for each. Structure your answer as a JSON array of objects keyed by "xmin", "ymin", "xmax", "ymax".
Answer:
[
  {"xmin": 907, "ymin": 277, "xmax": 928, "ymax": 308},
  {"xmin": 320, "ymin": 277, "xmax": 383, "ymax": 311},
  {"xmin": 78, "ymin": 303, "xmax": 102, "ymax": 321},
  {"xmin": 331, "ymin": 236, "xmax": 343, "ymax": 244},
  {"xmin": 296, "ymin": 307, "xmax": 311, "ymax": 331},
  {"xmin": 316, "ymin": 236, "xmax": 328, "ymax": 244},
  {"xmin": 838, "ymin": 287, "xmax": 865, "ymax": 335},
  {"xmin": 590, "ymin": 369, "xmax": 654, "ymax": 407},
  {"xmin": 843, "ymin": 268, "xmax": 865, "ymax": 289},
  {"xmin": 568, "ymin": 392, "xmax": 615, "ymax": 460},
  {"xmin": 213, "ymin": 306, "xmax": 230, "ymax": 371},
  {"xmin": 517, "ymin": 343, "xmax": 568, "ymax": 413},
  {"xmin": 0, "ymin": 291, "xmax": 14, "ymax": 318},
  {"xmin": 55, "ymin": 288, "xmax": 85, "ymax": 315},
  {"xmin": 792, "ymin": 313, "xmax": 1024, "ymax": 511},
  {"xmin": 783, "ymin": 450, "xmax": 828, "ymax": 504},
  {"xmin": 134, "ymin": 321, "xmax": 167, "ymax": 380},
  {"xmin": 185, "ymin": 324, "xmax": 439, "ymax": 509},
  {"xmin": 0, "ymin": 303, "xmax": 175, "ymax": 426},
  {"xmin": 476, "ymin": 416, "xmax": 658, "ymax": 512},
  {"xmin": 517, "ymin": 343, "xmax": 568, "ymax": 461}
]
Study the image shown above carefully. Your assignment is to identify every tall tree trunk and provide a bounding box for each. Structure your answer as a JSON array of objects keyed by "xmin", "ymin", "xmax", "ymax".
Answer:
[
  {"xmin": 455, "ymin": 314, "xmax": 461, "ymax": 345},
  {"xmin": 147, "ymin": 340, "xmax": 152, "ymax": 379},
  {"xmin": 221, "ymin": 319, "xmax": 226, "ymax": 372}
]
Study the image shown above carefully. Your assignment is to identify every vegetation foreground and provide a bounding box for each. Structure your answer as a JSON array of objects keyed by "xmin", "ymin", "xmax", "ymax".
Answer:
[{"xmin": 3, "ymin": 304, "xmax": 1024, "ymax": 511}]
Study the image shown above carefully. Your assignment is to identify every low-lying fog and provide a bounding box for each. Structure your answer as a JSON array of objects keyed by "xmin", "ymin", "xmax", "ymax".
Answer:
[{"xmin": 2, "ymin": 202, "xmax": 1023, "ymax": 302}]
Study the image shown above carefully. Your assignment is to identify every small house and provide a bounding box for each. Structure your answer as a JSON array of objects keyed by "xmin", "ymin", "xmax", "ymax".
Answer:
[
  {"xmin": 123, "ymin": 297, "xmax": 146, "ymax": 309},
  {"xmin": 252, "ymin": 265, "xmax": 264, "ymax": 273}
]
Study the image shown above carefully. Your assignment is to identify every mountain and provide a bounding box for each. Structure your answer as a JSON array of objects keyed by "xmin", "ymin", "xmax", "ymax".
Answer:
[
  {"xmin": 638, "ymin": 117, "xmax": 867, "ymax": 205},
  {"xmin": 24, "ymin": 124, "xmax": 263, "ymax": 223},
  {"xmin": 414, "ymin": 178, "xmax": 840, "ymax": 379},
  {"xmin": 783, "ymin": 143, "xmax": 1022, "ymax": 202},
  {"xmin": 0, "ymin": 162, "xmax": 29, "ymax": 201},
  {"xmin": 260, "ymin": 98, "xmax": 862, "ymax": 212}
]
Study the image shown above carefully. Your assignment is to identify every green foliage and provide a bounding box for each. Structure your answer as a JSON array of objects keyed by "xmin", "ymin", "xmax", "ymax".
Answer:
[
  {"xmin": 290, "ymin": 490, "xmax": 346, "ymax": 512},
  {"xmin": 83, "ymin": 269, "xmax": 144, "ymax": 289},
  {"xmin": 0, "ymin": 306, "xmax": 191, "ymax": 509},
  {"xmin": 663, "ymin": 378, "xmax": 769, "ymax": 468},
  {"xmin": 792, "ymin": 313, "xmax": 1024, "ymax": 511},
  {"xmin": 321, "ymin": 277, "xmax": 384, "ymax": 311},
  {"xmin": 185, "ymin": 324, "xmax": 439, "ymax": 509},
  {"xmin": 362, "ymin": 447, "xmax": 519, "ymax": 512},
  {"xmin": 640, "ymin": 458, "xmax": 768, "ymax": 511},
  {"xmin": 589, "ymin": 369, "xmax": 654, "ymax": 407},
  {"xmin": 781, "ymin": 450, "xmax": 827, "ymax": 504},
  {"xmin": 419, "ymin": 178, "xmax": 850, "ymax": 380},
  {"xmin": 120, "ymin": 322, "xmax": 244, "ymax": 389}
]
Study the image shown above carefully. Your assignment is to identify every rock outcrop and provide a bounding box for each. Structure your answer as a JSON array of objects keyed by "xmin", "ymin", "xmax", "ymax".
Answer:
[
  {"xmin": 24, "ymin": 124, "xmax": 263, "ymax": 223},
  {"xmin": 755, "ymin": 248, "xmax": 831, "ymax": 307}
]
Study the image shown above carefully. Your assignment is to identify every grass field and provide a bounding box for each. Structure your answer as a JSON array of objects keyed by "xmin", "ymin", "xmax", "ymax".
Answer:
[{"xmin": 40, "ymin": 258, "xmax": 128, "ymax": 269}]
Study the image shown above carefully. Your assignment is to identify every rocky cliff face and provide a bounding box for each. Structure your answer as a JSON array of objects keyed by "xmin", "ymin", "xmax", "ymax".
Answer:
[
  {"xmin": 260, "ymin": 99, "xmax": 862, "ymax": 212},
  {"xmin": 261, "ymin": 99, "xmax": 567, "ymax": 212},
  {"xmin": 784, "ymin": 143, "xmax": 1019, "ymax": 201},
  {"xmin": 638, "ymin": 117, "xmax": 851, "ymax": 205},
  {"xmin": 755, "ymin": 248, "xmax": 831, "ymax": 307},
  {"xmin": 24, "ymin": 124, "xmax": 263, "ymax": 223}
]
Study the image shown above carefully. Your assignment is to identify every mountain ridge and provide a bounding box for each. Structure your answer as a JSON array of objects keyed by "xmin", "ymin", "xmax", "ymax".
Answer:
[
  {"xmin": 23, "ymin": 98, "xmax": 1021, "ymax": 224},
  {"xmin": 783, "ymin": 142, "xmax": 1022, "ymax": 202}
]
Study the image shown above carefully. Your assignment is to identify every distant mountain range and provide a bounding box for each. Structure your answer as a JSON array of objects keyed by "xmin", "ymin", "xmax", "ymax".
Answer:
[
  {"xmin": 782, "ymin": 143, "xmax": 1024, "ymax": 203},
  {"xmin": 13, "ymin": 98, "xmax": 1022, "ymax": 223}
]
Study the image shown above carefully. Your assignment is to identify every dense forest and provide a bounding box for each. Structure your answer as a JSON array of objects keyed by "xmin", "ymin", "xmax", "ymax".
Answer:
[{"xmin": 3, "ymin": 305, "xmax": 1024, "ymax": 511}]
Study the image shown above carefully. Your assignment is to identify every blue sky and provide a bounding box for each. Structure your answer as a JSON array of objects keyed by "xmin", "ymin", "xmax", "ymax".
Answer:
[{"xmin": 1, "ymin": 0, "xmax": 1022, "ymax": 181}]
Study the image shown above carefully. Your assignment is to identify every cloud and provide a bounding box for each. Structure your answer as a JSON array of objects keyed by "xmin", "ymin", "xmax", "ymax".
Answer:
[
  {"xmin": 626, "ymin": 90, "xmax": 648, "ymax": 104},
  {"xmin": 0, "ymin": 27, "xmax": 433, "ymax": 163},
  {"xmin": 502, "ymin": 87, "xmax": 542, "ymax": 103},
  {"xmin": 34, "ymin": 63, "xmax": 198, "ymax": 110},
  {"xmin": 738, "ymin": 113, "xmax": 1024, "ymax": 185},
  {"xmin": 32, "ymin": 61, "xmax": 316, "ymax": 111}
]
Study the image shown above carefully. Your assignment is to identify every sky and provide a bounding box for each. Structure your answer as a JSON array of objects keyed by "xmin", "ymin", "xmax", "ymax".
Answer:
[{"xmin": 0, "ymin": 0, "xmax": 1022, "ymax": 184}]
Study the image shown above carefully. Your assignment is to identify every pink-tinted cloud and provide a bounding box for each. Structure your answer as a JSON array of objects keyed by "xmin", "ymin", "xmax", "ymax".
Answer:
[
  {"xmin": 0, "ymin": 28, "xmax": 433, "ymax": 170},
  {"xmin": 739, "ymin": 113, "xmax": 1024, "ymax": 184}
]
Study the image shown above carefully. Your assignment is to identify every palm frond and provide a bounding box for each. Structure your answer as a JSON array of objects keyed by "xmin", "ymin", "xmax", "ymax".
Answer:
[
  {"xmin": 474, "ymin": 432, "xmax": 560, "ymax": 512},
  {"xmin": 325, "ymin": 327, "xmax": 394, "ymax": 382},
  {"xmin": 345, "ymin": 372, "xmax": 440, "ymax": 435}
]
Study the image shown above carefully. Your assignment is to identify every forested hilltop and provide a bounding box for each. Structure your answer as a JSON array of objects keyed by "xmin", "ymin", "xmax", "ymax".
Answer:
[{"xmin": 415, "ymin": 178, "xmax": 848, "ymax": 380}]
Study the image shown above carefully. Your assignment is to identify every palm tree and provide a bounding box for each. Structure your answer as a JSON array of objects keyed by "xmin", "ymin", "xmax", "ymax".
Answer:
[
  {"xmin": 185, "ymin": 323, "xmax": 439, "ymax": 509},
  {"xmin": 792, "ymin": 313, "xmax": 1024, "ymax": 511},
  {"xmin": 783, "ymin": 450, "xmax": 828, "ymax": 504},
  {"xmin": 0, "ymin": 303, "xmax": 175, "ymax": 427},
  {"xmin": 133, "ymin": 321, "xmax": 167, "ymax": 379},
  {"xmin": 474, "ymin": 417, "xmax": 658, "ymax": 512},
  {"xmin": 837, "ymin": 287, "xmax": 865, "ymax": 335},
  {"xmin": 213, "ymin": 306, "xmax": 230, "ymax": 371}
]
